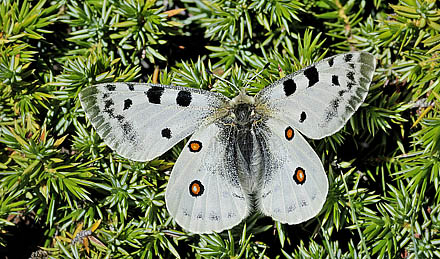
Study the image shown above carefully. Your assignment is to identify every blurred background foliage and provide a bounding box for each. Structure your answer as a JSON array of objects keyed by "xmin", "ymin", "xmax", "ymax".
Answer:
[{"xmin": 0, "ymin": 0, "xmax": 439, "ymax": 258}]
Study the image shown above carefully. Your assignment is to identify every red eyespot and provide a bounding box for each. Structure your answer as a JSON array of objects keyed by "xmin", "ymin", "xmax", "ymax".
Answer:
[
  {"xmin": 293, "ymin": 167, "xmax": 306, "ymax": 185},
  {"xmin": 285, "ymin": 126, "xmax": 294, "ymax": 140},
  {"xmin": 189, "ymin": 140, "xmax": 202, "ymax": 152},
  {"xmin": 189, "ymin": 180, "xmax": 204, "ymax": 197}
]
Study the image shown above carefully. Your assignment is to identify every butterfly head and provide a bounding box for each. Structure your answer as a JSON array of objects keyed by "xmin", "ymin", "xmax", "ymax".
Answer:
[
  {"xmin": 227, "ymin": 89, "xmax": 260, "ymax": 127},
  {"xmin": 230, "ymin": 88, "xmax": 254, "ymax": 106}
]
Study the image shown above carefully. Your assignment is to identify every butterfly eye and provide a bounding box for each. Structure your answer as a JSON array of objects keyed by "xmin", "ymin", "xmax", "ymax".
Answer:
[
  {"xmin": 189, "ymin": 180, "xmax": 204, "ymax": 197},
  {"xmin": 285, "ymin": 127, "xmax": 294, "ymax": 141},
  {"xmin": 293, "ymin": 167, "xmax": 306, "ymax": 185},
  {"xmin": 188, "ymin": 140, "xmax": 202, "ymax": 152}
]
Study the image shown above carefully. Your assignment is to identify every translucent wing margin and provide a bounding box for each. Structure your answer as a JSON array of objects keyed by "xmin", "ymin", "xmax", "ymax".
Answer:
[
  {"xmin": 79, "ymin": 83, "xmax": 227, "ymax": 161},
  {"xmin": 165, "ymin": 123, "xmax": 249, "ymax": 234},
  {"xmin": 256, "ymin": 52, "xmax": 376, "ymax": 139}
]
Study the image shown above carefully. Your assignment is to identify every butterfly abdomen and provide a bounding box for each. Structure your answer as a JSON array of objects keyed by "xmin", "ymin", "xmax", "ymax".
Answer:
[{"xmin": 228, "ymin": 102, "xmax": 264, "ymax": 193}]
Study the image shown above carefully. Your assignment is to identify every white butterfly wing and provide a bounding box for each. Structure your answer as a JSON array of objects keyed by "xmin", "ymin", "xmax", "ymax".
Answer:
[
  {"xmin": 165, "ymin": 122, "xmax": 249, "ymax": 234},
  {"xmin": 79, "ymin": 83, "xmax": 227, "ymax": 161},
  {"xmin": 256, "ymin": 118, "xmax": 328, "ymax": 224},
  {"xmin": 256, "ymin": 52, "xmax": 376, "ymax": 139}
]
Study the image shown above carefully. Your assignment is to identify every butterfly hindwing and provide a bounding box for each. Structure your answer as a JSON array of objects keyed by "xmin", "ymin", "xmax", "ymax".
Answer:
[
  {"xmin": 79, "ymin": 83, "xmax": 227, "ymax": 161},
  {"xmin": 165, "ymin": 122, "xmax": 249, "ymax": 234},
  {"xmin": 256, "ymin": 52, "xmax": 376, "ymax": 139},
  {"xmin": 256, "ymin": 118, "xmax": 328, "ymax": 224}
]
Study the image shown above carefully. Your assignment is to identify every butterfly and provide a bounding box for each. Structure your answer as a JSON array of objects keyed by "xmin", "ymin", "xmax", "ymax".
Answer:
[{"xmin": 79, "ymin": 52, "xmax": 376, "ymax": 234}]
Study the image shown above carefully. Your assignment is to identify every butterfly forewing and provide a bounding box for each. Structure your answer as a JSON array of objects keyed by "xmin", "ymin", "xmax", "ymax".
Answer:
[
  {"xmin": 256, "ymin": 52, "xmax": 376, "ymax": 139},
  {"xmin": 79, "ymin": 83, "xmax": 227, "ymax": 161},
  {"xmin": 165, "ymin": 122, "xmax": 249, "ymax": 234}
]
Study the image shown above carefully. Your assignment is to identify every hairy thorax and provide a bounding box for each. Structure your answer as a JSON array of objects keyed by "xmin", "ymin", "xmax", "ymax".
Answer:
[{"xmin": 227, "ymin": 93, "xmax": 265, "ymax": 193}]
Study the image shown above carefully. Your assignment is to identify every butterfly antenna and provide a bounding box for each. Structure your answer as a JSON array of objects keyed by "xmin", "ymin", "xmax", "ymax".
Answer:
[
  {"xmin": 206, "ymin": 68, "xmax": 239, "ymax": 91},
  {"xmin": 243, "ymin": 63, "xmax": 270, "ymax": 89}
]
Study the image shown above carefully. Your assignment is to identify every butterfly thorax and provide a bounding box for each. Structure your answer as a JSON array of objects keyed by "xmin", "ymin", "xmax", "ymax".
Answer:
[
  {"xmin": 228, "ymin": 94, "xmax": 264, "ymax": 193},
  {"xmin": 232, "ymin": 103, "xmax": 254, "ymax": 127},
  {"xmin": 229, "ymin": 92, "xmax": 258, "ymax": 125}
]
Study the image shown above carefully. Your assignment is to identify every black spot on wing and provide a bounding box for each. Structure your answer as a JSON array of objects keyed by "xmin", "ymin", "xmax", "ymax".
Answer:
[
  {"xmin": 261, "ymin": 190, "xmax": 272, "ymax": 198},
  {"xmin": 123, "ymin": 99, "xmax": 132, "ymax": 110},
  {"xmin": 102, "ymin": 103, "xmax": 139, "ymax": 144},
  {"xmin": 104, "ymin": 99, "xmax": 114, "ymax": 110},
  {"xmin": 304, "ymin": 66, "xmax": 319, "ymax": 87},
  {"xmin": 121, "ymin": 122, "xmax": 136, "ymax": 141},
  {"xmin": 299, "ymin": 112, "xmax": 307, "ymax": 123},
  {"xmin": 328, "ymin": 57, "xmax": 334, "ymax": 67},
  {"xmin": 176, "ymin": 90, "xmax": 192, "ymax": 107},
  {"xmin": 287, "ymin": 204, "xmax": 296, "ymax": 213},
  {"xmin": 338, "ymin": 90, "xmax": 347, "ymax": 97},
  {"xmin": 324, "ymin": 98, "xmax": 341, "ymax": 123},
  {"xmin": 283, "ymin": 78, "xmax": 296, "ymax": 96},
  {"xmin": 118, "ymin": 115, "xmax": 137, "ymax": 141},
  {"xmin": 102, "ymin": 93, "xmax": 138, "ymax": 147},
  {"xmin": 103, "ymin": 107, "xmax": 115, "ymax": 118},
  {"xmin": 209, "ymin": 212, "xmax": 220, "ymax": 221},
  {"xmin": 332, "ymin": 75, "xmax": 340, "ymax": 86},
  {"xmin": 103, "ymin": 99, "xmax": 115, "ymax": 117},
  {"xmin": 146, "ymin": 86, "xmax": 164, "ymax": 104},
  {"xmin": 115, "ymin": 114, "xmax": 124, "ymax": 123},
  {"xmin": 232, "ymin": 193, "xmax": 245, "ymax": 200},
  {"xmin": 127, "ymin": 83, "xmax": 135, "ymax": 91},
  {"xmin": 105, "ymin": 84, "xmax": 116, "ymax": 91},
  {"xmin": 331, "ymin": 98, "xmax": 340, "ymax": 109},
  {"xmin": 347, "ymin": 82, "xmax": 356, "ymax": 90},
  {"xmin": 161, "ymin": 128, "xmax": 172, "ymax": 139},
  {"xmin": 300, "ymin": 200, "xmax": 308, "ymax": 207},
  {"xmin": 347, "ymin": 71, "xmax": 355, "ymax": 82},
  {"xmin": 344, "ymin": 54, "xmax": 353, "ymax": 62}
]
